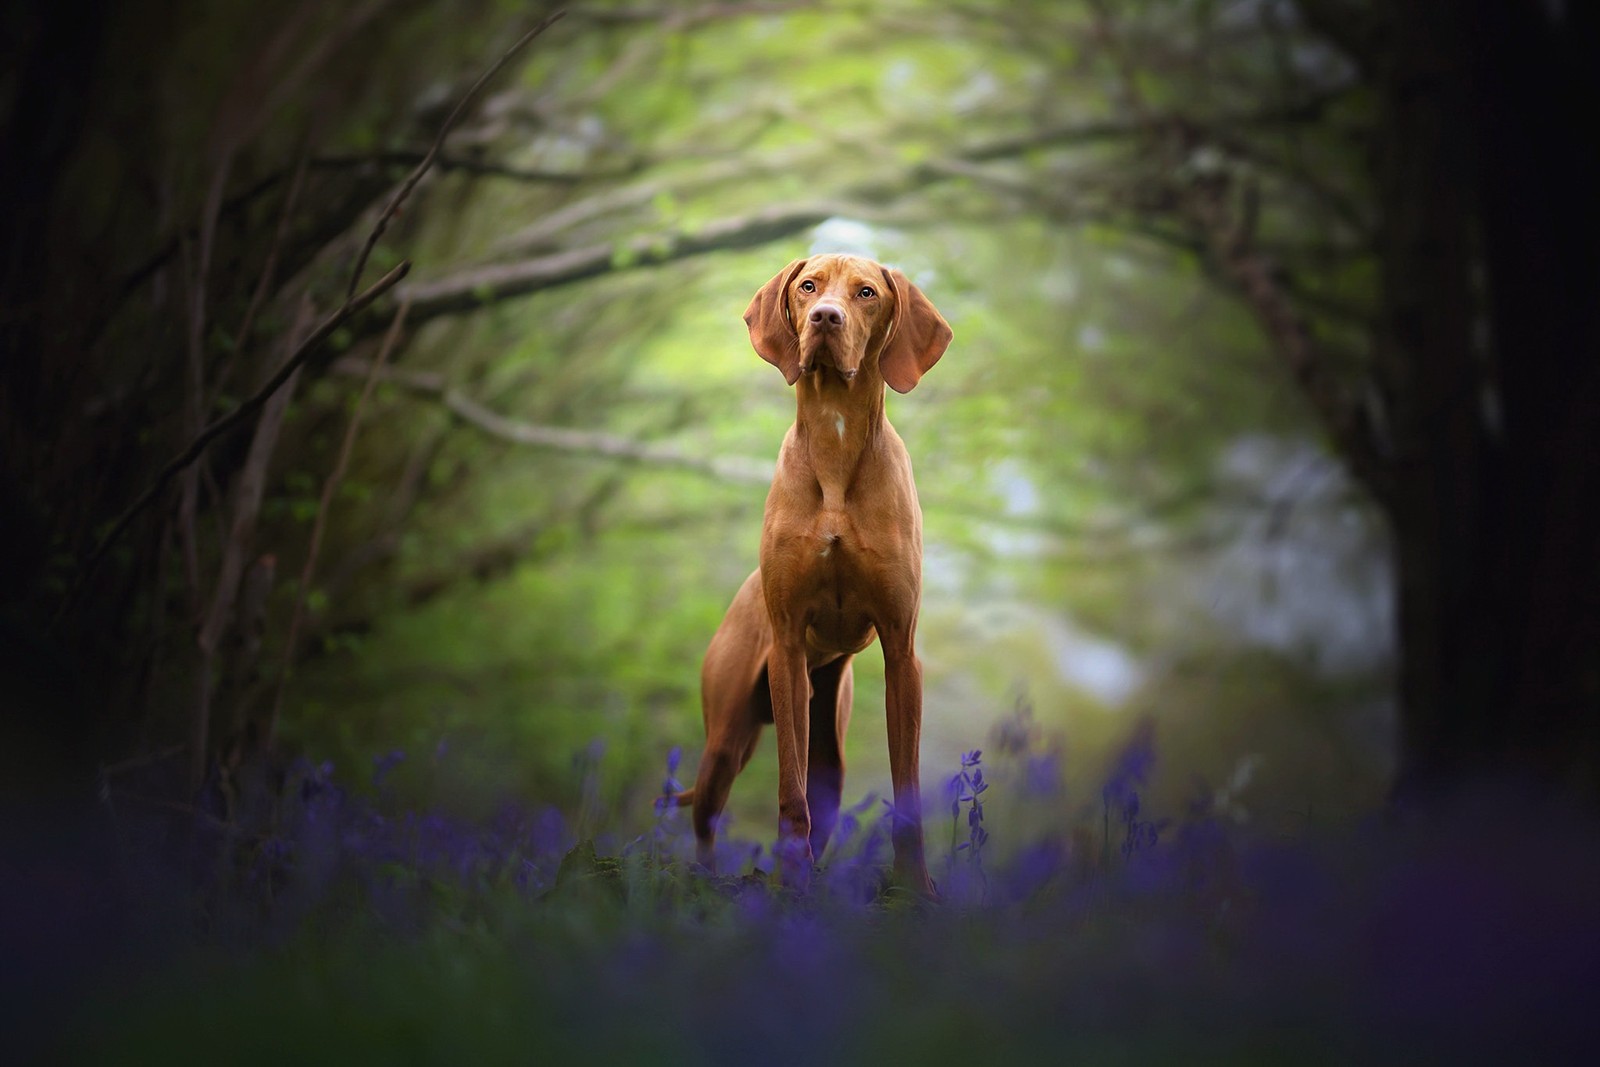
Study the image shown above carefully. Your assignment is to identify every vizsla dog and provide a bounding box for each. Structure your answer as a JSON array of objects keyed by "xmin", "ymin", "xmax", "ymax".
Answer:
[{"xmin": 677, "ymin": 254, "xmax": 952, "ymax": 897}]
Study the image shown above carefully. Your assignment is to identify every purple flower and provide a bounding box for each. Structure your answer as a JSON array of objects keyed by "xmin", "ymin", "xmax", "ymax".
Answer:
[
  {"xmin": 373, "ymin": 749, "xmax": 406, "ymax": 787},
  {"xmin": 1102, "ymin": 718, "xmax": 1157, "ymax": 809}
]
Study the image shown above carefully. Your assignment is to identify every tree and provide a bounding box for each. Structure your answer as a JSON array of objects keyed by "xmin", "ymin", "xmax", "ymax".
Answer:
[
  {"xmin": 1312, "ymin": 0, "xmax": 1600, "ymax": 797},
  {"xmin": 1085, "ymin": 0, "xmax": 1600, "ymax": 797},
  {"xmin": 10, "ymin": 0, "xmax": 1588, "ymax": 812}
]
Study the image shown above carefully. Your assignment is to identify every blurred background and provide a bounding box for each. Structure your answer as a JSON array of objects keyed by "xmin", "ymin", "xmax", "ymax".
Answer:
[
  {"xmin": 11, "ymin": 5, "xmax": 1600, "ymax": 1058},
  {"xmin": 3, "ymin": 0, "xmax": 1415, "ymax": 842}
]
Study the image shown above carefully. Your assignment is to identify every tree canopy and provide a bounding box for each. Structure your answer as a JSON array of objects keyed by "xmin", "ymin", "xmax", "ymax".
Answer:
[{"xmin": 5, "ymin": 0, "xmax": 1594, "ymax": 835}]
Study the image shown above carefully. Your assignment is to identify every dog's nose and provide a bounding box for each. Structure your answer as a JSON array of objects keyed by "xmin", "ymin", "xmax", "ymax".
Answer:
[{"xmin": 809, "ymin": 303, "xmax": 844, "ymax": 329}]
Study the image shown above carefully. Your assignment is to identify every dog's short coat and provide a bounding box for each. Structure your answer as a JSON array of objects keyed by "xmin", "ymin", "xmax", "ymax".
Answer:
[{"xmin": 676, "ymin": 254, "xmax": 952, "ymax": 897}]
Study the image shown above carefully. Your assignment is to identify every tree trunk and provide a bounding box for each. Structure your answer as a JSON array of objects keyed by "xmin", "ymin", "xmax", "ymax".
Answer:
[
  {"xmin": 1378, "ymin": 0, "xmax": 1600, "ymax": 800},
  {"xmin": 1468, "ymin": 0, "xmax": 1600, "ymax": 795}
]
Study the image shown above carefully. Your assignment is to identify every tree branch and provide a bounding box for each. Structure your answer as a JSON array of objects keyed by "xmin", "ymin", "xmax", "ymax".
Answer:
[
  {"xmin": 396, "ymin": 94, "xmax": 1360, "ymax": 328},
  {"xmin": 330, "ymin": 357, "xmax": 774, "ymax": 485},
  {"xmin": 396, "ymin": 202, "xmax": 841, "ymax": 322},
  {"xmin": 1186, "ymin": 182, "xmax": 1388, "ymax": 503},
  {"xmin": 111, "ymin": 152, "xmax": 617, "ymax": 308},
  {"xmin": 314, "ymin": 149, "xmax": 639, "ymax": 185},
  {"xmin": 345, "ymin": 10, "xmax": 567, "ymax": 301},
  {"xmin": 572, "ymin": 2, "xmax": 813, "ymax": 25},
  {"xmin": 191, "ymin": 313, "xmax": 307, "ymax": 790},
  {"xmin": 1080, "ymin": 1, "xmax": 1387, "ymax": 505},
  {"xmin": 56, "ymin": 262, "xmax": 411, "ymax": 626},
  {"xmin": 270, "ymin": 299, "xmax": 411, "ymax": 746},
  {"xmin": 492, "ymin": 146, "xmax": 819, "ymax": 255},
  {"xmin": 1293, "ymin": 0, "xmax": 1386, "ymax": 74},
  {"xmin": 60, "ymin": 11, "xmax": 572, "ymax": 626},
  {"xmin": 215, "ymin": 138, "xmax": 314, "ymax": 409}
]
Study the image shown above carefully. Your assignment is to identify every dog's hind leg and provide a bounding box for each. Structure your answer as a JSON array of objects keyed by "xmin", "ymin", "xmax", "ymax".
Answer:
[
  {"xmin": 806, "ymin": 655, "xmax": 853, "ymax": 864},
  {"xmin": 690, "ymin": 706, "xmax": 763, "ymax": 872},
  {"xmin": 691, "ymin": 573, "xmax": 773, "ymax": 871}
]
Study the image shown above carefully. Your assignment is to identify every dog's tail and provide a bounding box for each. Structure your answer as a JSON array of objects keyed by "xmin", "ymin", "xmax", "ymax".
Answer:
[{"xmin": 656, "ymin": 788, "xmax": 694, "ymax": 810}]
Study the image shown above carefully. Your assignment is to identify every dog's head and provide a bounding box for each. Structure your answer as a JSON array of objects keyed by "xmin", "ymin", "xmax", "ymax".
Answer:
[{"xmin": 743, "ymin": 253, "xmax": 952, "ymax": 392}]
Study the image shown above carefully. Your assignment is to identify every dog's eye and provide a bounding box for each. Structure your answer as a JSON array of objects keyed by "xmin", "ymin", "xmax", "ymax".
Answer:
[
  {"xmin": 798, "ymin": 280, "xmax": 816, "ymax": 293},
  {"xmin": 858, "ymin": 286, "xmax": 876, "ymax": 299}
]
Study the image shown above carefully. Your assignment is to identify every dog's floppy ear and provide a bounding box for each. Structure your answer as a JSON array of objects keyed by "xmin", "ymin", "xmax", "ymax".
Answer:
[
  {"xmin": 879, "ymin": 267, "xmax": 953, "ymax": 393},
  {"xmin": 744, "ymin": 258, "xmax": 808, "ymax": 385}
]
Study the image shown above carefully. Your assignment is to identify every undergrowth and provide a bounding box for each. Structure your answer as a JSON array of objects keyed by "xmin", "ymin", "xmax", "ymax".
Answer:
[{"xmin": 24, "ymin": 709, "xmax": 1600, "ymax": 1065}]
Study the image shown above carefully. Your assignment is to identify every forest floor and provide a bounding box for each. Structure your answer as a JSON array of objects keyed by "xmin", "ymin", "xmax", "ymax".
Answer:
[{"xmin": 11, "ymin": 739, "xmax": 1600, "ymax": 1065}]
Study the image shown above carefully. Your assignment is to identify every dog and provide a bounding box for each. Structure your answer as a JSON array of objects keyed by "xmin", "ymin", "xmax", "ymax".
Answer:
[{"xmin": 674, "ymin": 253, "xmax": 952, "ymax": 897}]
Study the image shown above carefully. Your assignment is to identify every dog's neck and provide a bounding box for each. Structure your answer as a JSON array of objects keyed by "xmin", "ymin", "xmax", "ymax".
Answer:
[{"xmin": 790, "ymin": 360, "xmax": 888, "ymax": 508}]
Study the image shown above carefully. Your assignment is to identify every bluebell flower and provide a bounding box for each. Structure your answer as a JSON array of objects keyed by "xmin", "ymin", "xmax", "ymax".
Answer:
[{"xmin": 372, "ymin": 748, "xmax": 406, "ymax": 787}]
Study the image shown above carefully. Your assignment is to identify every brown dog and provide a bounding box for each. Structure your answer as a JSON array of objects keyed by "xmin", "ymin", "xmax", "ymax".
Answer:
[{"xmin": 675, "ymin": 254, "xmax": 952, "ymax": 897}]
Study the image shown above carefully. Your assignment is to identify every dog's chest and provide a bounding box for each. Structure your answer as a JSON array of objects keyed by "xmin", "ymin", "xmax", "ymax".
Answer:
[
  {"xmin": 774, "ymin": 498, "xmax": 913, "ymax": 609},
  {"xmin": 764, "ymin": 421, "xmax": 920, "ymax": 640},
  {"xmin": 794, "ymin": 512, "xmax": 879, "ymax": 653}
]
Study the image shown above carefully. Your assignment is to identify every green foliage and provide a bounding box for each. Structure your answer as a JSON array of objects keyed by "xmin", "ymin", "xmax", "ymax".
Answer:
[{"xmin": 69, "ymin": 0, "xmax": 1388, "ymax": 825}]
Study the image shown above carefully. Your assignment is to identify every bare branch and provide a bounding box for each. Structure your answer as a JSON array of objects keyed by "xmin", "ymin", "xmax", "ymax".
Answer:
[
  {"xmin": 192, "ymin": 304, "xmax": 311, "ymax": 790},
  {"xmin": 1186, "ymin": 182, "xmax": 1387, "ymax": 502},
  {"xmin": 111, "ymin": 149, "xmax": 615, "ymax": 308},
  {"xmin": 270, "ymin": 299, "xmax": 411, "ymax": 746},
  {"xmin": 407, "ymin": 96, "xmax": 1358, "ymax": 324},
  {"xmin": 397, "ymin": 203, "xmax": 841, "ymax": 321},
  {"xmin": 490, "ymin": 137, "xmax": 852, "ymax": 256},
  {"xmin": 312, "ymin": 149, "xmax": 640, "ymax": 185},
  {"xmin": 315, "ymin": 430, "xmax": 445, "ymax": 609},
  {"xmin": 57, "ymin": 261, "xmax": 411, "ymax": 626},
  {"xmin": 215, "ymin": 139, "xmax": 315, "ymax": 408},
  {"xmin": 62, "ymin": 11, "xmax": 572, "ymax": 626},
  {"xmin": 331, "ymin": 357, "xmax": 774, "ymax": 485},
  {"xmin": 1079, "ymin": 2, "xmax": 1386, "ymax": 504},
  {"xmin": 572, "ymin": 3, "xmax": 812, "ymax": 25},
  {"xmin": 1294, "ymin": 0, "xmax": 1386, "ymax": 73},
  {"xmin": 344, "ymin": 10, "xmax": 567, "ymax": 301}
]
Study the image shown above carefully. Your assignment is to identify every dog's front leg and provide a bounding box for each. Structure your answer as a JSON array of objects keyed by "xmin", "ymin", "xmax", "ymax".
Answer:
[
  {"xmin": 767, "ymin": 630, "xmax": 814, "ymax": 887},
  {"xmin": 883, "ymin": 629, "xmax": 936, "ymax": 899}
]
